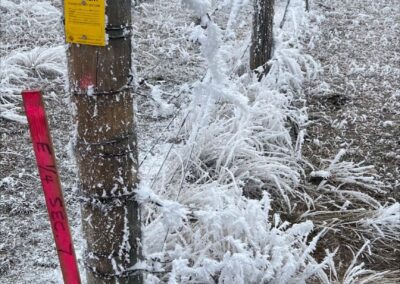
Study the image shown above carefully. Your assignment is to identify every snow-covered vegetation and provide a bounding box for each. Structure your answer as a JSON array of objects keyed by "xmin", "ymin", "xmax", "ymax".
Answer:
[
  {"xmin": 1, "ymin": 0, "xmax": 399, "ymax": 283},
  {"xmin": 0, "ymin": 0, "xmax": 64, "ymax": 123}
]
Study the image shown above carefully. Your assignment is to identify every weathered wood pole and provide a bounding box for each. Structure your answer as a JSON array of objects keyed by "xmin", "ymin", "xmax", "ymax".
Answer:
[
  {"xmin": 66, "ymin": 1, "xmax": 142, "ymax": 283},
  {"xmin": 250, "ymin": 0, "xmax": 275, "ymax": 76}
]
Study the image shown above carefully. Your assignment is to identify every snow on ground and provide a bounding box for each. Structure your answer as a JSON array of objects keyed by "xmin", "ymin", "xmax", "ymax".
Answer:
[
  {"xmin": 305, "ymin": 0, "xmax": 400, "ymax": 192},
  {"xmin": 302, "ymin": 0, "xmax": 400, "ymax": 275},
  {"xmin": 0, "ymin": 0, "xmax": 399, "ymax": 283},
  {"xmin": 0, "ymin": 0, "xmax": 77, "ymax": 282}
]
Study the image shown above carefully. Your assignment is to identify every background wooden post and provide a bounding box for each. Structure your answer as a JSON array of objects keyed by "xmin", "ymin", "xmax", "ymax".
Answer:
[
  {"xmin": 66, "ymin": 0, "xmax": 143, "ymax": 283},
  {"xmin": 250, "ymin": 0, "xmax": 275, "ymax": 76}
]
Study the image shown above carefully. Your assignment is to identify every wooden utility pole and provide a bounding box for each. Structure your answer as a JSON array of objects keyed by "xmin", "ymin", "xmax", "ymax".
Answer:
[
  {"xmin": 250, "ymin": 0, "xmax": 275, "ymax": 77},
  {"xmin": 66, "ymin": 0, "xmax": 142, "ymax": 283}
]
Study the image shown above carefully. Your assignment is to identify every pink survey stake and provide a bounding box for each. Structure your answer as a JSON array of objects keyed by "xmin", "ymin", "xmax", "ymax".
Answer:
[{"xmin": 22, "ymin": 90, "xmax": 81, "ymax": 284}]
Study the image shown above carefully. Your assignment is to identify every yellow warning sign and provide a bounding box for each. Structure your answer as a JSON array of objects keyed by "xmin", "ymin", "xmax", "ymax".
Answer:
[{"xmin": 64, "ymin": 0, "xmax": 106, "ymax": 46}]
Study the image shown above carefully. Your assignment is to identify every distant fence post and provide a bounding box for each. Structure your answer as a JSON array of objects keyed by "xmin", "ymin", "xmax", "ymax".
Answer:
[{"xmin": 250, "ymin": 0, "xmax": 275, "ymax": 77}]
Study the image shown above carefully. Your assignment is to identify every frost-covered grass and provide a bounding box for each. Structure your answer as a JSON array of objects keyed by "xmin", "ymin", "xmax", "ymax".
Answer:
[
  {"xmin": 1, "ymin": 0, "xmax": 399, "ymax": 283},
  {"xmin": 137, "ymin": 0, "xmax": 339, "ymax": 281},
  {"xmin": 0, "ymin": 0, "xmax": 61, "ymax": 53},
  {"xmin": 137, "ymin": 0, "xmax": 399, "ymax": 283},
  {"xmin": 0, "ymin": 46, "xmax": 66, "ymax": 122},
  {"xmin": 0, "ymin": 0, "xmax": 64, "ymax": 122}
]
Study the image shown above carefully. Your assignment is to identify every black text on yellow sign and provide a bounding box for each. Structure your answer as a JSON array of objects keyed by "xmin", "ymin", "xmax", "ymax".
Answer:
[{"xmin": 64, "ymin": 0, "xmax": 106, "ymax": 46}]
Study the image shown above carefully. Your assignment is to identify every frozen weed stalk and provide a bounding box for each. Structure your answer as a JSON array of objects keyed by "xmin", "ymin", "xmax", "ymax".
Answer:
[{"xmin": 137, "ymin": 0, "xmax": 343, "ymax": 283}]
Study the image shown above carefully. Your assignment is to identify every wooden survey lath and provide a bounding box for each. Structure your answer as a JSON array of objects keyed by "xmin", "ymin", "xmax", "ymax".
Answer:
[
  {"xmin": 22, "ymin": 90, "xmax": 81, "ymax": 284},
  {"xmin": 64, "ymin": 0, "xmax": 106, "ymax": 46}
]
